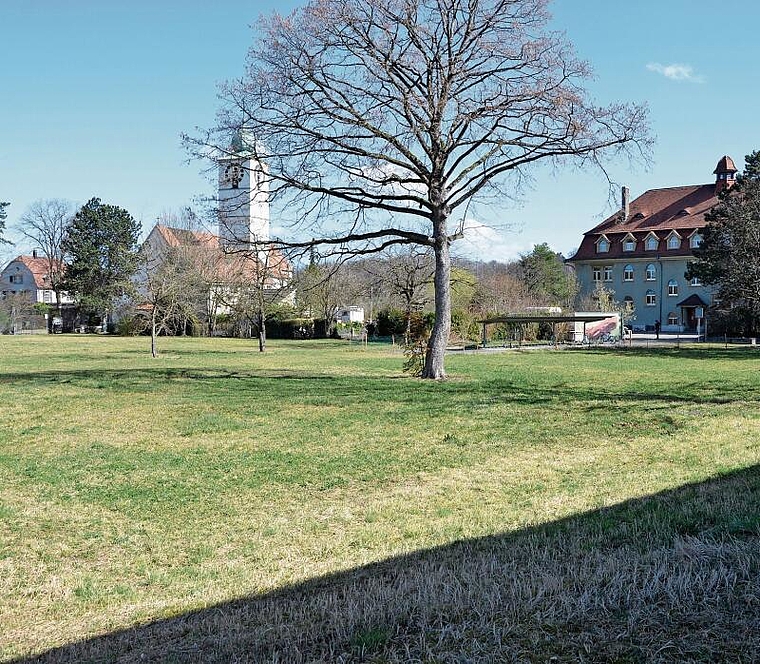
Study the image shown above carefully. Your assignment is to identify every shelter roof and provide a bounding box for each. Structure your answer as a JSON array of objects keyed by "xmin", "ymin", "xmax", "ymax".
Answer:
[
  {"xmin": 676, "ymin": 294, "xmax": 708, "ymax": 307},
  {"xmin": 479, "ymin": 315, "xmax": 615, "ymax": 324}
]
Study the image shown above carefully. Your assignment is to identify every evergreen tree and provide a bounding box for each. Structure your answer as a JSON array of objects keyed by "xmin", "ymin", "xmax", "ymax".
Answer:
[
  {"xmin": 0, "ymin": 201, "xmax": 10, "ymax": 245},
  {"xmin": 62, "ymin": 198, "xmax": 141, "ymax": 325},
  {"xmin": 688, "ymin": 151, "xmax": 760, "ymax": 335},
  {"xmin": 519, "ymin": 243, "xmax": 577, "ymax": 307}
]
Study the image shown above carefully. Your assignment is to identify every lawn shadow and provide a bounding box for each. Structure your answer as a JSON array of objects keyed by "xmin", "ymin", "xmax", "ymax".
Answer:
[
  {"xmin": 15, "ymin": 465, "xmax": 760, "ymax": 663},
  {"xmin": 575, "ymin": 344, "xmax": 760, "ymax": 362},
  {"xmin": 2, "ymin": 362, "xmax": 759, "ymax": 411}
]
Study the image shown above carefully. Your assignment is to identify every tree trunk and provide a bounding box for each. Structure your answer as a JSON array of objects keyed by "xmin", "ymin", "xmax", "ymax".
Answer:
[
  {"xmin": 151, "ymin": 310, "xmax": 158, "ymax": 358},
  {"xmin": 258, "ymin": 315, "xmax": 267, "ymax": 353},
  {"xmin": 422, "ymin": 213, "xmax": 451, "ymax": 380}
]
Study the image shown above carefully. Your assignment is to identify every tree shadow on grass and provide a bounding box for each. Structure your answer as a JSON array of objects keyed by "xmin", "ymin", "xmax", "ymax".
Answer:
[
  {"xmin": 1, "ymin": 364, "xmax": 759, "ymax": 410},
  {"xmin": 574, "ymin": 345, "xmax": 760, "ymax": 362},
  {"xmin": 15, "ymin": 465, "xmax": 760, "ymax": 663}
]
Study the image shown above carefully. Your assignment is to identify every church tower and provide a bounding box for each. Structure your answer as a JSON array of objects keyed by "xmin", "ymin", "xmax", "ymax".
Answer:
[{"xmin": 218, "ymin": 132, "xmax": 270, "ymax": 249}]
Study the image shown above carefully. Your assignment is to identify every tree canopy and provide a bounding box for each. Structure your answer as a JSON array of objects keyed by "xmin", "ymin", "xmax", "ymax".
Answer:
[
  {"xmin": 194, "ymin": 0, "xmax": 649, "ymax": 377},
  {"xmin": 688, "ymin": 151, "xmax": 760, "ymax": 335},
  {"xmin": 17, "ymin": 199, "xmax": 73, "ymax": 309},
  {"xmin": 519, "ymin": 243, "xmax": 577, "ymax": 307},
  {"xmin": 0, "ymin": 201, "xmax": 10, "ymax": 245},
  {"xmin": 62, "ymin": 198, "xmax": 141, "ymax": 322}
]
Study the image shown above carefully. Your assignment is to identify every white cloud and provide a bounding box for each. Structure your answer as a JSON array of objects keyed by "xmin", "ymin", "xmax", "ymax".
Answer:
[
  {"xmin": 454, "ymin": 219, "xmax": 533, "ymax": 263},
  {"xmin": 646, "ymin": 62, "xmax": 704, "ymax": 83}
]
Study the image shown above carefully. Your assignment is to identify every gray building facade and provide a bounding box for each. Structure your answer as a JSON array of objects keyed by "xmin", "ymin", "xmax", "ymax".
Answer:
[{"xmin": 568, "ymin": 156, "xmax": 738, "ymax": 332}]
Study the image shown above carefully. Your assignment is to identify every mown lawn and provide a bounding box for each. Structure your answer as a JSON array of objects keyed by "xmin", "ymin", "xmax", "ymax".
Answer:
[{"xmin": 1, "ymin": 336, "xmax": 759, "ymax": 662}]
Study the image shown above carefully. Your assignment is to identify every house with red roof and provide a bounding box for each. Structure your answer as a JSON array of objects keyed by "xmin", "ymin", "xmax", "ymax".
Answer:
[
  {"xmin": 0, "ymin": 252, "xmax": 73, "ymax": 307},
  {"xmin": 567, "ymin": 156, "xmax": 736, "ymax": 333}
]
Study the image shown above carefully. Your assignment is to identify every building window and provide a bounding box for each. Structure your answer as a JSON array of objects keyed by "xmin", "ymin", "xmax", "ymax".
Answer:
[
  {"xmin": 623, "ymin": 237, "xmax": 636, "ymax": 252},
  {"xmin": 690, "ymin": 233, "xmax": 703, "ymax": 248},
  {"xmin": 645, "ymin": 264, "xmax": 656, "ymax": 281},
  {"xmin": 9, "ymin": 275, "xmax": 22, "ymax": 284},
  {"xmin": 623, "ymin": 296, "xmax": 634, "ymax": 311},
  {"xmin": 646, "ymin": 289, "xmax": 656, "ymax": 306},
  {"xmin": 667, "ymin": 312, "xmax": 679, "ymax": 326},
  {"xmin": 691, "ymin": 275, "xmax": 702, "ymax": 286},
  {"xmin": 668, "ymin": 279, "xmax": 679, "ymax": 296},
  {"xmin": 667, "ymin": 234, "xmax": 681, "ymax": 250},
  {"xmin": 43, "ymin": 290, "xmax": 53, "ymax": 303},
  {"xmin": 592, "ymin": 266, "xmax": 601, "ymax": 282},
  {"xmin": 596, "ymin": 237, "xmax": 610, "ymax": 253},
  {"xmin": 603, "ymin": 265, "xmax": 613, "ymax": 282},
  {"xmin": 645, "ymin": 236, "xmax": 658, "ymax": 251},
  {"xmin": 623, "ymin": 264, "xmax": 634, "ymax": 281}
]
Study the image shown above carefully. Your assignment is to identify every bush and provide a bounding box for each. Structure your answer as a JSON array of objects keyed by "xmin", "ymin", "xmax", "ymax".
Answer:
[
  {"xmin": 376, "ymin": 308, "xmax": 408, "ymax": 336},
  {"xmin": 266, "ymin": 317, "xmax": 314, "ymax": 339}
]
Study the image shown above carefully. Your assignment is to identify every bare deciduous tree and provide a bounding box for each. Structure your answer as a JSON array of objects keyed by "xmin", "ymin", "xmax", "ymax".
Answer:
[
  {"xmin": 191, "ymin": 0, "xmax": 649, "ymax": 378},
  {"xmin": 364, "ymin": 247, "xmax": 434, "ymax": 340},
  {"xmin": 213, "ymin": 246, "xmax": 293, "ymax": 351},
  {"xmin": 17, "ymin": 199, "xmax": 73, "ymax": 313},
  {"xmin": 139, "ymin": 247, "xmax": 191, "ymax": 357}
]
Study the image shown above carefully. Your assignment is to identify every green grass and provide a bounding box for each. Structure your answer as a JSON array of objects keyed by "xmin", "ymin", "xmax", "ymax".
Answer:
[{"xmin": 0, "ymin": 336, "xmax": 759, "ymax": 661}]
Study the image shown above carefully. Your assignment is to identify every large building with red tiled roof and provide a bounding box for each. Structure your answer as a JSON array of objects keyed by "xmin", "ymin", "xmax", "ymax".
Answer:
[{"xmin": 567, "ymin": 157, "xmax": 737, "ymax": 332}]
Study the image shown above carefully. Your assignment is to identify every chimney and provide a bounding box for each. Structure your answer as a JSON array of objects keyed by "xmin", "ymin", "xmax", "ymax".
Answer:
[
  {"xmin": 32, "ymin": 249, "xmax": 38, "ymax": 259},
  {"xmin": 621, "ymin": 186, "xmax": 630, "ymax": 223}
]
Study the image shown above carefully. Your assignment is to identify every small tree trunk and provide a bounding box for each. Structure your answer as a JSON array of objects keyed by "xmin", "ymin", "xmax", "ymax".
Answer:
[
  {"xmin": 422, "ymin": 212, "xmax": 451, "ymax": 380},
  {"xmin": 258, "ymin": 315, "xmax": 267, "ymax": 353},
  {"xmin": 151, "ymin": 310, "xmax": 158, "ymax": 358}
]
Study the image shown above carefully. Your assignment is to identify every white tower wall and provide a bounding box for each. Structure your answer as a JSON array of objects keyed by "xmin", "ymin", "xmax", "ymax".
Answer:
[{"xmin": 218, "ymin": 157, "xmax": 270, "ymax": 248}]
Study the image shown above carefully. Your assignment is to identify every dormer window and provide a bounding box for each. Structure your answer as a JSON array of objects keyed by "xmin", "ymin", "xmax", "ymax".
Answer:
[
  {"xmin": 666, "ymin": 232, "xmax": 681, "ymax": 250},
  {"xmin": 690, "ymin": 232, "xmax": 703, "ymax": 248},
  {"xmin": 622, "ymin": 234, "xmax": 636, "ymax": 252},
  {"xmin": 596, "ymin": 236, "xmax": 610, "ymax": 253},
  {"xmin": 645, "ymin": 234, "xmax": 659, "ymax": 251}
]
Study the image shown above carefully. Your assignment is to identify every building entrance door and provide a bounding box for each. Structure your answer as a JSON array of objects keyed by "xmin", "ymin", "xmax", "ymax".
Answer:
[{"xmin": 683, "ymin": 307, "xmax": 697, "ymax": 331}]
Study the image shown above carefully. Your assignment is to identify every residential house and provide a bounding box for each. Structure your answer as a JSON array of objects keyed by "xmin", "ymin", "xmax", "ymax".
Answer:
[
  {"xmin": 0, "ymin": 252, "xmax": 75, "ymax": 332},
  {"xmin": 567, "ymin": 156, "xmax": 737, "ymax": 332},
  {"xmin": 335, "ymin": 306, "xmax": 365, "ymax": 325}
]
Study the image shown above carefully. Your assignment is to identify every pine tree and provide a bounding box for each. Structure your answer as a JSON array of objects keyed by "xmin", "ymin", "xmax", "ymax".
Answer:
[
  {"xmin": 0, "ymin": 201, "xmax": 10, "ymax": 245},
  {"xmin": 62, "ymin": 198, "xmax": 141, "ymax": 326},
  {"xmin": 688, "ymin": 151, "xmax": 760, "ymax": 335}
]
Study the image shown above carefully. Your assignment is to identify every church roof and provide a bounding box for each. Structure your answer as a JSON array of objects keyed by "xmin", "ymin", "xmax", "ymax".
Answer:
[
  {"xmin": 154, "ymin": 225, "xmax": 219, "ymax": 249},
  {"xmin": 146, "ymin": 224, "xmax": 291, "ymax": 284}
]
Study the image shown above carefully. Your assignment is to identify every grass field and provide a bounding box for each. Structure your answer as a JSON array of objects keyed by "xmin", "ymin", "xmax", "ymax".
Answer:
[{"xmin": 1, "ymin": 336, "xmax": 759, "ymax": 662}]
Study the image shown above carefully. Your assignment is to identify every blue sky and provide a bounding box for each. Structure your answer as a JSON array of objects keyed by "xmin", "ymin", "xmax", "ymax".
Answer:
[{"xmin": 1, "ymin": 0, "xmax": 758, "ymax": 264}]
